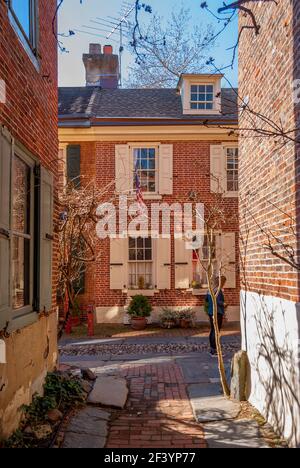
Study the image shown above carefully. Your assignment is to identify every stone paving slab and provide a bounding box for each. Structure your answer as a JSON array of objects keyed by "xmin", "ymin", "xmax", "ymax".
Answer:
[
  {"xmin": 204, "ymin": 419, "xmax": 270, "ymax": 448},
  {"xmin": 62, "ymin": 407, "xmax": 110, "ymax": 449},
  {"xmin": 189, "ymin": 390, "xmax": 241, "ymax": 423},
  {"xmin": 88, "ymin": 376, "xmax": 128, "ymax": 408}
]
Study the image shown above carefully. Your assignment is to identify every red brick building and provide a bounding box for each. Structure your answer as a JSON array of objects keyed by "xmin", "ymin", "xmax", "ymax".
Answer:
[
  {"xmin": 58, "ymin": 44, "xmax": 240, "ymax": 325},
  {"xmin": 239, "ymin": 0, "xmax": 300, "ymax": 447},
  {"xmin": 0, "ymin": 1, "xmax": 58, "ymax": 438}
]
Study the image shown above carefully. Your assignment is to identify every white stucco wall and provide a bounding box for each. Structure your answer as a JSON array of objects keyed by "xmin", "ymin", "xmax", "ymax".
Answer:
[{"xmin": 241, "ymin": 290, "xmax": 300, "ymax": 447}]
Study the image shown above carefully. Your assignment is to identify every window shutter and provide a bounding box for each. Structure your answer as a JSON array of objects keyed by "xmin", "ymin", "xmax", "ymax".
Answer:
[
  {"xmin": 175, "ymin": 238, "xmax": 192, "ymax": 289},
  {"xmin": 159, "ymin": 144, "xmax": 173, "ymax": 195},
  {"xmin": 39, "ymin": 167, "xmax": 54, "ymax": 312},
  {"xmin": 115, "ymin": 145, "xmax": 132, "ymax": 194},
  {"xmin": 221, "ymin": 232, "xmax": 236, "ymax": 289},
  {"xmin": 210, "ymin": 145, "xmax": 226, "ymax": 193},
  {"xmin": 67, "ymin": 145, "xmax": 81, "ymax": 188},
  {"xmin": 0, "ymin": 127, "xmax": 12, "ymax": 329},
  {"xmin": 156, "ymin": 238, "xmax": 171, "ymax": 289},
  {"xmin": 110, "ymin": 238, "xmax": 127, "ymax": 290}
]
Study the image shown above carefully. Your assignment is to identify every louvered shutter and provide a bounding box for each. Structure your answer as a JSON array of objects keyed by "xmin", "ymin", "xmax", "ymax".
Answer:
[{"xmin": 39, "ymin": 167, "xmax": 54, "ymax": 312}]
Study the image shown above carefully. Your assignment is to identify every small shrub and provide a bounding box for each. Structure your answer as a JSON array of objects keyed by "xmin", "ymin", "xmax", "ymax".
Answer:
[{"xmin": 127, "ymin": 295, "xmax": 152, "ymax": 318}]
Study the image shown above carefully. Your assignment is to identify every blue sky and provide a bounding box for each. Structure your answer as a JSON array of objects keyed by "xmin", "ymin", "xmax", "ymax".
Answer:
[{"xmin": 58, "ymin": 0, "xmax": 238, "ymax": 88}]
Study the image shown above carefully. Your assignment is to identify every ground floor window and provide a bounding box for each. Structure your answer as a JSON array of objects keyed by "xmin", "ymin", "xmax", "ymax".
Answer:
[
  {"xmin": 193, "ymin": 235, "xmax": 217, "ymax": 288},
  {"xmin": 128, "ymin": 237, "xmax": 153, "ymax": 290},
  {"xmin": 12, "ymin": 154, "xmax": 32, "ymax": 310}
]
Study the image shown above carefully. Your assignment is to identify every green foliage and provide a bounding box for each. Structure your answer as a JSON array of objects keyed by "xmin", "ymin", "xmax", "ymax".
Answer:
[
  {"xmin": 127, "ymin": 295, "xmax": 152, "ymax": 318},
  {"xmin": 159, "ymin": 308, "xmax": 179, "ymax": 323},
  {"xmin": 178, "ymin": 308, "xmax": 195, "ymax": 321},
  {"xmin": 3, "ymin": 372, "xmax": 84, "ymax": 448}
]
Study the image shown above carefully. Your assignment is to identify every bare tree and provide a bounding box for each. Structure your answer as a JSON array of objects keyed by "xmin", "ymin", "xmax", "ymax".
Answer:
[
  {"xmin": 127, "ymin": 7, "xmax": 214, "ymax": 88},
  {"xmin": 55, "ymin": 178, "xmax": 114, "ymax": 336}
]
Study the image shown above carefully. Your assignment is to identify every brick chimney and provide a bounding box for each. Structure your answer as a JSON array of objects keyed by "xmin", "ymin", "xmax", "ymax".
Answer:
[{"xmin": 83, "ymin": 44, "xmax": 119, "ymax": 89}]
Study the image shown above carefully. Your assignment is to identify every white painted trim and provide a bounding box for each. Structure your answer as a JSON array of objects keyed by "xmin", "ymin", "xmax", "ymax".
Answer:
[{"xmin": 240, "ymin": 290, "xmax": 300, "ymax": 447}]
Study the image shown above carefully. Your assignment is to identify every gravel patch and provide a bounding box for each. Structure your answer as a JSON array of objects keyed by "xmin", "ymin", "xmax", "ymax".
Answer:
[{"xmin": 60, "ymin": 342, "xmax": 240, "ymax": 357}]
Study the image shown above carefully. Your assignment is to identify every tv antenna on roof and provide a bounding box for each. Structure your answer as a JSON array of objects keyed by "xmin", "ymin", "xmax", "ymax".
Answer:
[{"xmin": 75, "ymin": 1, "xmax": 135, "ymax": 87}]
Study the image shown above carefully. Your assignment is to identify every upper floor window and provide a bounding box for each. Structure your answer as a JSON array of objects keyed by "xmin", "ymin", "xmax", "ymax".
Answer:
[
  {"xmin": 133, "ymin": 147, "xmax": 157, "ymax": 194},
  {"xmin": 226, "ymin": 147, "xmax": 239, "ymax": 192},
  {"xmin": 191, "ymin": 84, "xmax": 214, "ymax": 110},
  {"xmin": 9, "ymin": 0, "xmax": 37, "ymax": 51}
]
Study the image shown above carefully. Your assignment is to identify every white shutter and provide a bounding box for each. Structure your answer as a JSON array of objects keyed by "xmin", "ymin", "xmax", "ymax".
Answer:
[
  {"xmin": 156, "ymin": 238, "xmax": 171, "ymax": 289},
  {"xmin": 0, "ymin": 127, "xmax": 12, "ymax": 328},
  {"xmin": 40, "ymin": 167, "xmax": 54, "ymax": 313},
  {"xmin": 175, "ymin": 238, "xmax": 192, "ymax": 289},
  {"xmin": 221, "ymin": 232, "xmax": 236, "ymax": 289},
  {"xmin": 115, "ymin": 145, "xmax": 132, "ymax": 194},
  {"xmin": 110, "ymin": 238, "xmax": 128, "ymax": 290},
  {"xmin": 210, "ymin": 145, "xmax": 226, "ymax": 193},
  {"xmin": 159, "ymin": 144, "xmax": 173, "ymax": 195}
]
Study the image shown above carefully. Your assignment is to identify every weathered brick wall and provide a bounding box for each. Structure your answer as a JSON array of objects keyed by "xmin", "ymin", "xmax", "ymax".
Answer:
[
  {"xmin": 0, "ymin": 0, "xmax": 58, "ymax": 438},
  {"xmin": 239, "ymin": 0, "xmax": 300, "ymax": 302},
  {"xmin": 75, "ymin": 140, "xmax": 240, "ymax": 312}
]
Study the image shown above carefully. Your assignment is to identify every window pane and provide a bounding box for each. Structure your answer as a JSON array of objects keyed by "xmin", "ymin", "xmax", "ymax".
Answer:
[
  {"xmin": 11, "ymin": 0, "xmax": 30, "ymax": 37},
  {"xmin": 12, "ymin": 156, "xmax": 31, "ymax": 234},
  {"xmin": 206, "ymin": 85, "xmax": 214, "ymax": 92},
  {"xmin": 206, "ymin": 94, "xmax": 214, "ymax": 102},
  {"xmin": 191, "ymin": 103, "xmax": 197, "ymax": 109},
  {"xmin": 191, "ymin": 85, "xmax": 197, "ymax": 93},
  {"xmin": 198, "ymin": 103, "xmax": 205, "ymax": 109},
  {"xmin": 191, "ymin": 93, "xmax": 198, "ymax": 101},
  {"xmin": 199, "ymin": 85, "xmax": 206, "ymax": 92},
  {"xmin": 12, "ymin": 236, "xmax": 30, "ymax": 309},
  {"xmin": 206, "ymin": 103, "xmax": 213, "ymax": 110}
]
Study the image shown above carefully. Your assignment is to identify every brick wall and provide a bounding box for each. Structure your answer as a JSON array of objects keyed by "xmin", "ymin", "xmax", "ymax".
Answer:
[
  {"xmin": 239, "ymin": 0, "xmax": 300, "ymax": 302},
  {"xmin": 0, "ymin": 0, "xmax": 58, "ymax": 438},
  {"xmin": 74, "ymin": 140, "xmax": 240, "ymax": 312}
]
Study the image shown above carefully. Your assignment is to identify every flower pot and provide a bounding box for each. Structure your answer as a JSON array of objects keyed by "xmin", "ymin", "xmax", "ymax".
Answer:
[
  {"xmin": 180, "ymin": 319, "xmax": 191, "ymax": 329},
  {"xmin": 131, "ymin": 317, "xmax": 148, "ymax": 330},
  {"xmin": 162, "ymin": 320, "xmax": 176, "ymax": 329}
]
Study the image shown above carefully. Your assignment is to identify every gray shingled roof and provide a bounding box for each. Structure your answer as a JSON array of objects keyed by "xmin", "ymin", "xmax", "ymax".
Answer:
[{"xmin": 58, "ymin": 87, "xmax": 238, "ymax": 123}]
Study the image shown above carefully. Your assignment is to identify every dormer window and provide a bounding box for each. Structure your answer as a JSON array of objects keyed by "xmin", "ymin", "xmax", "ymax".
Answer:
[{"xmin": 191, "ymin": 84, "xmax": 214, "ymax": 110}]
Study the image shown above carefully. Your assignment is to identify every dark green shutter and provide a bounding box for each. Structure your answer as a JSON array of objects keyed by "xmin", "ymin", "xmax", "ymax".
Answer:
[
  {"xmin": 0, "ymin": 127, "xmax": 12, "ymax": 329},
  {"xmin": 39, "ymin": 166, "xmax": 54, "ymax": 313},
  {"xmin": 67, "ymin": 145, "xmax": 81, "ymax": 188}
]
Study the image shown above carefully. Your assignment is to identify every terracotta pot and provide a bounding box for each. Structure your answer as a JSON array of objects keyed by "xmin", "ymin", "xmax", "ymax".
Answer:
[
  {"xmin": 180, "ymin": 319, "xmax": 191, "ymax": 329},
  {"xmin": 131, "ymin": 317, "xmax": 148, "ymax": 330}
]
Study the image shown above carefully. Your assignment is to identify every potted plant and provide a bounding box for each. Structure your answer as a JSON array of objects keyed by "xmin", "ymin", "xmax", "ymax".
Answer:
[
  {"xmin": 179, "ymin": 309, "xmax": 196, "ymax": 329},
  {"xmin": 159, "ymin": 309, "xmax": 178, "ymax": 329},
  {"xmin": 127, "ymin": 295, "xmax": 152, "ymax": 330}
]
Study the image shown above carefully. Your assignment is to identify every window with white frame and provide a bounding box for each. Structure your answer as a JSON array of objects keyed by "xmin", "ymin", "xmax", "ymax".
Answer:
[
  {"xmin": 190, "ymin": 84, "xmax": 214, "ymax": 110},
  {"xmin": 12, "ymin": 155, "xmax": 32, "ymax": 310},
  {"xmin": 192, "ymin": 235, "xmax": 217, "ymax": 288},
  {"xmin": 129, "ymin": 237, "xmax": 153, "ymax": 290},
  {"xmin": 133, "ymin": 147, "xmax": 157, "ymax": 193},
  {"xmin": 9, "ymin": 0, "xmax": 37, "ymax": 51},
  {"xmin": 226, "ymin": 147, "xmax": 239, "ymax": 192}
]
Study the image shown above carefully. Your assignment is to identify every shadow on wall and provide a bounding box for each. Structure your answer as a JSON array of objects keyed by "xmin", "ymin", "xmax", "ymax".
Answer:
[{"xmin": 245, "ymin": 294, "xmax": 300, "ymax": 447}]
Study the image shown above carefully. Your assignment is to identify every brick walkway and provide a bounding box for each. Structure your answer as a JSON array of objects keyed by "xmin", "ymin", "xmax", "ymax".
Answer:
[{"xmin": 106, "ymin": 361, "xmax": 207, "ymax": 449}]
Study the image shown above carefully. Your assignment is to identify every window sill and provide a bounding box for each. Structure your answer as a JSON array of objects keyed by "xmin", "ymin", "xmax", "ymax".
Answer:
[
  {"xmin": 191, "ymin": 289, "xmax": 207, "ymax": 296},
  {"xmin": 127, "ymin": 194, "xmax": 162, "ymax": 201},
  {"xmin": 7, "ymin": 311, "xmax": 38, "ymax": 334},
  {"xmin": 8, "ymin": 11, "xmax": 40, "ymax": 72},
  {"xmin": 223, "ymin": 191, "xmax": 238, "ymax": 198},
  {"xmin": 124, "ymin": 289, "xmax": 160, "ymax": 297}
]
